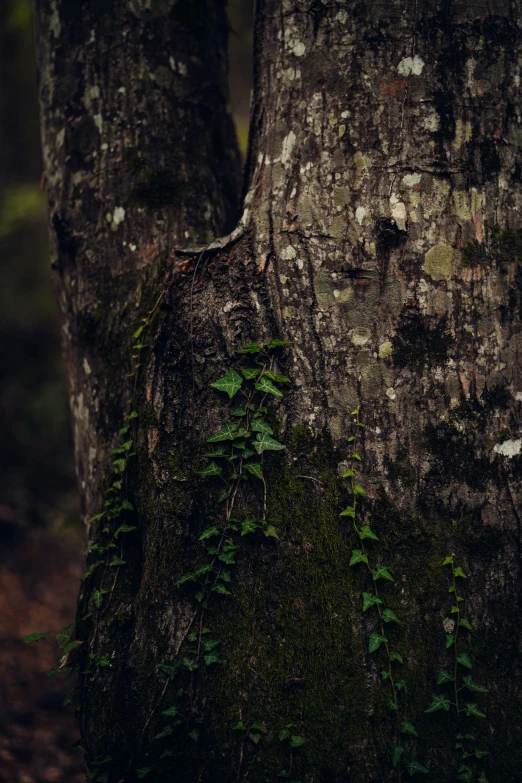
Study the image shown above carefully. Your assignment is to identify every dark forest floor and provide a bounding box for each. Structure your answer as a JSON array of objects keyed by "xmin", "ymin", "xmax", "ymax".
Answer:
[{"xmin": 0, "ymin": 527, "xmax": 85, "ymax": 782}]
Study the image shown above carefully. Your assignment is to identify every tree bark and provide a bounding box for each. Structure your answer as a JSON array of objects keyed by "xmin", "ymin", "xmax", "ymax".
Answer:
[{"xmin": 36, "ymin": 1, "xmax": 522, "ymax": 781}]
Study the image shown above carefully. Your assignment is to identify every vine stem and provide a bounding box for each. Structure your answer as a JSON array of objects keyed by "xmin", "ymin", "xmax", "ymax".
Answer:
[{"xmin": 451, "ymin": 560, "xmax": 461, "ymax": 714}]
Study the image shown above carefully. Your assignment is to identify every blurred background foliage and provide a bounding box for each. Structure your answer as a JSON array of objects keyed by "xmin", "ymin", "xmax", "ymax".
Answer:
[{"xmin": 0, "ymin": 2, "xmax": 252, "ymax": 780}]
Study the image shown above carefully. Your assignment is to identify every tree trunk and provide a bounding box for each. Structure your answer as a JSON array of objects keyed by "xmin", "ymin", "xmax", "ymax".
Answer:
[{"xmin": 35, "ymin": 1, "xmax": 522, "ymax": 781}]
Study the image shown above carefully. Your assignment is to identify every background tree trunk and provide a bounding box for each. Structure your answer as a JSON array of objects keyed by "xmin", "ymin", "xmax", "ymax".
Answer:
[{"xmin": 36, "ymin": 1, "xmax": 522, "ymax": 781}]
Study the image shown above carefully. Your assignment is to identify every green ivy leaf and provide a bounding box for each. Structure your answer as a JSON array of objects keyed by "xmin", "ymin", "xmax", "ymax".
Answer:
[
  {"xmin": 464, "ymin": 703, "xmax": 486, "ymax": 718},
  {"xmin": 208, "ymin": 423, "xmax": 238, "ymax": 442},
  {"xmin": 253, "ymin": 433, "xmax": 285, "ymax": 454},
  {"xmin": 342, "ymin": 469, "xmax": 355, "ymax": 478},
  {"xmin": 347, "ymin": 435, "xmax": 356, "ymax": 443},
  {"xmin": 231, "ymin": 405, "xmax": 247, "ymax": 417},
  {"xmin": 24, "ymin": 631, "xmax": 52, "ymax": 644},
  {"xmin": 403, "ymin": 758, "xmax": 429, "ymax": 775},
  {"xmin": 56, "ymin": 625, "xmax": 74, "ymax": 649},
  {"xmin": 372, "ymin": 566, "xmax": 394, "ymax": 582},
  {"xmin": 255, "ymin": 377, "xmax": 283, "ymax": 397},
  {"xmin": 211, "ymin": 584, "xmax": 232, "ymax": 595},
  {"xmin": 459, "ymin": 619, "xmax": 473, "ymax": 631},
  {"xmin": 199, "ymin": 526, "xmax": 220, "ymax": 540},
  {"xmin": 245, "ymin": 463, "xmax": 263, "ymax": 480},
  {"xmin": 400, "ymin": 721, "xmax": 419, "ymax": 738},
  {"xmin": 425, "ymin": 694, "xmax": 451, "ymax": 713},
  {"xmin": 359, "ymin": 525, "xmax": 378, "ymax": 541},
  {"xmin": 340, "ymin": 506, "xmax": 355, "ymax": 518},
  {"xmin": 198, "ymin": 461, "xmax": 222, "ymax": 477},
  {"xmin": 290, "ymin": 735, "xmax": 305, "ymax": 748},
  {"xmin": 352, "ymin": 452, "xmax": 361, "ymax": 461},
  {"xmin": 251, "ymin": 418, "xmax": 273, "ymax": 435},
  {"xmin": 109, "ymin": 557, "xmax": 126, "ymax": 567},
  {"xmin": 462, "ymin": 675, "xmax": 488, "ymax": 693},
  {"xmin": 242, "ymin": 367, "xmax": 260, "ymax": 379},
  {"xmin": 443, "ymin": 556, "xmax": 454, "ymax": 565},
  {"xmin": 238, "ymin": 342, "xmax": 262, "ymax": 354},
  {"xmin": 241, "ymin": 519, "xmax": 259, "ymax": 536},
  {"xmin": 391, "ymin": 746, "xmax": 404, "ymax": 767},
  {"xmin": 218, "ymin": 488, "xmax": 231, "ymax": 503},
  {"xmin": 388, "ymin": 699, "xmax": 399, "ymax": 711},
  {"xmin": 436, "ymin": 669, "xmax": 455, "ymax": 685},
  {"xmin": 204, "ymin": 653, "xmax": 223, "ymax": 666},
  {"xmin": 368, "ymin": 633, "xmax": 387, "ymax": 653},
  {"xmin": 474, "ymin": 750, "xmax": 489, "ymax": 759},
  {"xmin": 454, "ymin": 567, "xmax": 467, "ymax": 578},
  {"xmin": 446, "ymin": 634, "xmax": 455, "ymax": 649},
  {"xmin": 382, "ymin": 608, "xmax": 400, "ymax": 624},
  {"xmin": 264, "ymin": 338, "xmax": 292, "ymax": 349},
  {"xmin": 161, "ymin": 706, "xmax": 179, "ymax": 717},
  {"xmin": 353, "ymin": 484, "xmax": 366, "ymax": 496},
  {"xmin": 113, "ymin": 524, "xmax": 137, "ymax": 539},
  {"xmin": 264, "ymin": 525, "xmax": 279, "ymax": 539},
  {"xmin": 389, "ymin": 652, "xmax": 404, "ymax": 664},
  {"xmin": 457, "ymin": 653, "xmax": 472, "ymax": 669},
  {"xmin": 249, "ymin": 732, "xmax": 262, "ymax": 744},
  {"xmin": 362, "ymin": 592, "xmax": 382, "ymax": 612},
  {"xmin": 154, "ymin": 724, "xmax": 174, "ymax": 740},
  {"xmin": 349, "ymin": 549, "xmax": 368, "ymax": 566},
  {"xmin": 218, "ymin": 550, "xmax": 236, "ymax": 565},
  {"xmin": 395, "ymin": 679, "xmax": 407, "ymax": 692}
]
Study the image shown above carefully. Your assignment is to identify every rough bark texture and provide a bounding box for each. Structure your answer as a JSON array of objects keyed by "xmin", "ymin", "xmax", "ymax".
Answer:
[{"xmin": 36, "ymin": 1, "xmax": 522, "ymax": 781}]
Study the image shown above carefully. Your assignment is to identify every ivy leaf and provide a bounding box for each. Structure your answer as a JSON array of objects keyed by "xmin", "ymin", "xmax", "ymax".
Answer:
[
  {"xmin": 242, "ymin": 368, "xmax": 260, "ymax": 379},
  {"xmin": 462, "ymin": 675, "xmax": 488, "ymax": 693},
  {"xmin": 251, "ymin": 418, "xmax": 273, "ymax": 435},
  {"xmin": 362, "ymin": 592, "xmax": 382, "ymax": 612},
  {"xmin": 109, "ymin": 557, "xmax": 126, "ymax": 566},
  {"xmin": 253, "ymin": 433, "xmax": 285, "ymax": 454},
  {"xmin": 457, "ymin": 653, "xmax": 472, "ymax": 669},
  {"xmin": 382, "ymin": 608, "xmax": 400, "ymax": 624},
  {"xmin": 241, "ymin": 519, "xmax": 259, "ymax": 536},
  {"xmin": 368, "ymin": 633, "xmax": 387, "ymax": 653},
  {"xmin": 425, "ymin": 694, "xmax": 451, "ymax": 713},
  {"xmin": 136, "ymin": 768, "xmax": 152, "ymax": 779},
  {"xmin": 219, "ymin": 550, "xmax": 236, "ymax": 565},
  {"xmin": 464, "ymin": 703, "xmax": 486, "ymax": 718},
  {"xmin": 113, "ymin": 524, "xmax": 137, "ymax": 539},
  {"xmin": 388, "ymin": 699, "xmax": 399, "ymax": 711},
  {"xmin": 205, "ymin": 445, "xmax": 228, "ymax": 458},
  {"xmin": 349, "ymin": 549, "xmax": 368, "ymax": 566},
  {"xmin": 340, "ymin": 506, "xmax": 355, "ymax": 518},
  {"xmin": 390, "ymin": 651, "xmax": 404, "ymax": 664},
  {"xmin": 403, "ymin": 758, "xmax": 429, "ymax": 775},
  {"xmin": 199, "ymin": 526, "xmax": 220, "ymax": 541},
  {"xmin": 289, "ymin": 735, "xmax": 305, "ymax": 748},
  {"xmin": 24, "ymin": 631, "xmax": 52, "ymax": 644},
  {"xmin": 245, "ymin": 463, "xmax": 263, "ymax": 480},
  {"xmin": 198, "ymin": 461, "xmax": 222, "ymax": 477},
  {"xmin": 353, "ymin": 484, "xmax": 366, "ymax": 496},
  {"xmin": 391, "ymin": 746, "xmax": 404, "ymax": 767},
  {"xmin": 232, "ymin": 721, "xmax": 245, "ymax": 731},
  {"xmin": 359, "ymin": 525, "xmax": 378, "ymax": 541},
  {"xmin": 342, "ymin": 469, "xmax": 355, "ymax": 478},
  {"xmin": 204, "ymin": 653, "xmax": 223, "ymax": 666},
  {"xmin": 372, "ymin": 566, "xmax": 394, "ymax": 582},
  {"xmin": 218, "ymin": 488, "xmax": 231, "ymax": 503},
  {"xmin": 395, "ymin": 679, "xmax": 407, "ymax": 692},
  {"xmin": 436, "ymin": 669, "xmax": 455, "ymax": 685},
  {"xmin": 264, "ymin": 525, "xmax": 279, "ymax": 539},
  {"xmin": 400, "ymin": 721, "xmax": 419, "ymax": 738},
  {"xmin": 443, "ymin": 556, "xmax": 454, "ymax": 565},
  {"xmin": 161, "ymin": 706, "xmax": 179, "ymax": 717},
  {"xmin": 176, "ymin": 572, "xmax": 197, "ymax": 586},
  {"xmin": 255, "ymin": 377, "xmax": 283, "ymax": 397},
  {"xmin": 474, "ymin": 750, "xmax": 489, "ymax": 759},
  {"xmin": 446, "ymin": 634, "xmax": 455, "ymax": 649},
  {"xmin": 249, "ymin": 732, "xmax": 262, "ymax": 744},
  {"xmin": 231, "ymin": 405, "xmax": 247, "ymax": 417},
  {"xmin": 454, "ymin": 567, "xmax": 467, "ymax": 579},
  {"xmin": 208, "ymin": 423, "xmax": 239, "ymax": 442},
  {"xmin": 459, "ymin": 619, "xmax": 473, "ymax": 631},
  {"xmin": 352, "ymin": 452, "xmax": 361, "ymax": 461},
  {"xmin": 211, "ymin": 584, "xmax": 232, "ymax": 595},
  {"xmin": 238, "ymin": 342, "xmax": 262, "ymax": 354},
  {"xmin": 264, "ymin": 338, "xmax": 292, "ymax": 349},
  {"xmin": 154, "ymin": 724, "xmax": 174, "ymax": 740}
]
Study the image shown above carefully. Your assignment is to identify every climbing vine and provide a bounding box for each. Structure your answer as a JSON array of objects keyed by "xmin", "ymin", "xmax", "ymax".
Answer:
[
  {"xmin": 341, "ymin": 408, "xmax": 429, "ymax": 779},
  {"xmin": 425, "ymin": 556, "xmax": 489, "ymax": 782}
]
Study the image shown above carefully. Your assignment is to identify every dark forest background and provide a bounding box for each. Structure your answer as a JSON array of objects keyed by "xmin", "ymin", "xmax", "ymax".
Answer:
[{"xmin": 0, "ymin": 2, "xmax": 252, "ymax": 780}]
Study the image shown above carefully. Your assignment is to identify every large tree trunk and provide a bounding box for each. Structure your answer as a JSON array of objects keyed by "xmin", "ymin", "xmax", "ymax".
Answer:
[{"xmin": 36, "ymin": 1, "xmax": 522, "ymax": 781}]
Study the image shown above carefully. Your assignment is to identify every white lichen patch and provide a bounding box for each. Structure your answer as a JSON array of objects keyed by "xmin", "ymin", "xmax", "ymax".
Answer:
[
  {"xmin": 516, "ymin": 392, "xmax": 522, "ymax": 401},
  {"xmin": 379, "ymin": 341, "xmax": 393, "ymax": 359},
  {"xmin": 443, "ymin": 618, "xmax": 455, "ymax": 633},
  {"xmin": 111, "ymin": 207, "xmax": 125, "ymax": 227},
  {"xmin": 93, "ymin": 114, "xmax": 103, "ymax": 133},
  {"xmin": 402, "ymin": 173, "xmax": 421, "ymax": 187},
  {"xmin": 493, "ymin": 439, "xmax": 522, "ymax": 458},
  {"xmin": 423, "ymin": 244, "xmax": 454, "ymax": 281},
  {"xmin": 281, "ymin": 245, "xmax": 296, "ymax": 260},
  {"xmin": 293, "ymin": 41, "xmax": 306, "ymax": 57},
  {"xmin": 355, "ymin": 206, "xmax": 367, "ymax": 225},
  {"xmin": 397, "ymin": 55, "xmax": 425, "ymax": 77},
  {"xmin": 281, "ymin": 131, "xmax": 296, "ymax": 164},
  {"xmin": 83, "ymin": 358, "xmax": 92, "ymax": 376}
]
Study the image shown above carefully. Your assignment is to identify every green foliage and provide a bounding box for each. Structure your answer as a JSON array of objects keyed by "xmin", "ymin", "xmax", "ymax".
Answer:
[
  {"xmin": 340, "ymin": 408, "xmax": 428, "ymax": 777},
  {"xmin": 425, "ymin": 555, "xmax": 489, "ymax": 780}
]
